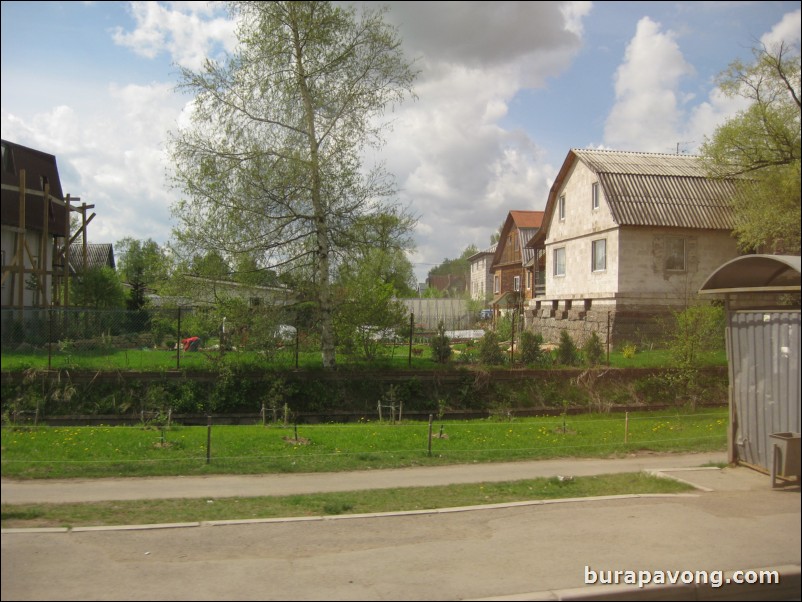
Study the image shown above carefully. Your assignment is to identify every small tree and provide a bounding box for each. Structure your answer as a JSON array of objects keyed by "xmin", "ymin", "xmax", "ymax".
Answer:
[
  {"xmin": 664, "ymin": 303, "xmax": 726, "ymax": 409},
  {"xmin": 71, "ymin": 267, "xmax": 126, "ymax": 310},
  {"xmin": 519, "ymin": 331, "xmax": 549, "ymax": 366},
  {"xmin": 429, "ymin": 321, "xmax": 452, "ymax": 363},
  {"xmin": 478, "ymin": 330, "xmax": 506, "ymax": 365},
  {"xmin": 556, "ymin": 330, "xmax": 580, "ymax": 367},
  {"xmin": 582, "ymin": 332, "xmax": 605, "ymax": 366},
  {"xmin": 668, "ymin": 304, "xmax": 726, "ymax": 368}
]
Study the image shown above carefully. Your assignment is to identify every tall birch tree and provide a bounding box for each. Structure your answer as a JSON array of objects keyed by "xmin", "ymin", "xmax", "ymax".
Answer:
[{"xmin": 169, "ymin": 1, "xmax": 416, "ymax": 368}]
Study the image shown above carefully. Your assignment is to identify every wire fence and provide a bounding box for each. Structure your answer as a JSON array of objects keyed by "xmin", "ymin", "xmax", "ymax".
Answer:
[
  {"xmin": 0, "ymin": 410, "xmax": 728, "ymax": 478},
  {"xmin": 1, "ymin": 305, "xmax": 486, "ymax": 371}
]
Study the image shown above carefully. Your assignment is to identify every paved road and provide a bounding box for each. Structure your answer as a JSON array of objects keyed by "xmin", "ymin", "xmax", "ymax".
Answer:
[{"xmin": 2, "ymin": 453, "xmax": 800, "ymax": 601}]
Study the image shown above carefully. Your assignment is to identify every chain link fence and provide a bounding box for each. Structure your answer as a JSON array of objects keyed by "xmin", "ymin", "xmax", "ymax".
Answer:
[{"xmin": 1, "ymin": 304, "xmax": 487, "ymax": 371}]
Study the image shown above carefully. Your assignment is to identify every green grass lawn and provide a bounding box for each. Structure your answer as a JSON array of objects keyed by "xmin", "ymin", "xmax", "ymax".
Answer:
[
  {"xmin": 0, "ymin": 343, "xmax": 727, "ymax": 372},
  {"xmin": 1, "ymin": 409, "xmax": 721, "ymax": 529},
  {"xmin": 1, "ymin": 408, "xmax": 727, "ymax": 479}
]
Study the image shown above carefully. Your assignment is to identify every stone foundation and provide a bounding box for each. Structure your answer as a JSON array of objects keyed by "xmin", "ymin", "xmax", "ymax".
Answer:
[{"xmin": 525, "ymin": 307, "xmax": 674, "ymax": 348}]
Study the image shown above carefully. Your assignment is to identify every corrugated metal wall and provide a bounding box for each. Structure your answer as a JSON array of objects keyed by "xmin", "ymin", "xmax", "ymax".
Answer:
[{"xmin": 728, "ymin": 310, "xmax": 801, "ymax": 470}]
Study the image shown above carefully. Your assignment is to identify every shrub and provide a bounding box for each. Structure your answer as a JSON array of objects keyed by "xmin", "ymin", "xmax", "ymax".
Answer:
[
  {"xmin": 519, "ymin": 331, "xmax": 549, "ymax": 366},
  {"xmin": 478, "ymin": 330, "xmax": 506, "ymax": 365},
  {"xmin": 429, "ymin": 321, "xmax": 452, "ymax": 363},
  {"xmin": 582, "ymin": 332, "xmax": 605, "ymax": 366},
  {"xmin": 556, "ymin": 330, "xmax": 580, "ymax": 366}
]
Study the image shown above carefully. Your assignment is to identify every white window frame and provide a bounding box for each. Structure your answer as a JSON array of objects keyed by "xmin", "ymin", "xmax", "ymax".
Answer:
[
  {"xmin": 513, "ymin": 275, "xmax": 521, "ymax": 291},
  {"xmin": 494, "ymin": 274, "xmax": 500, "ymax": 293},
  {"xmin": 591, "ymin": 239, "xmax": 606, "ymax": 272},
  {"xmin": 553, "ymin": 247, "xmax": 566, "ymax": 277},
  {"xmin": 592, "ymin": 182, "xmax": 600, "ymax": 210},
  {"xmin": 558, "ymin": 195, "xmax": 566, "ymax": 221}
]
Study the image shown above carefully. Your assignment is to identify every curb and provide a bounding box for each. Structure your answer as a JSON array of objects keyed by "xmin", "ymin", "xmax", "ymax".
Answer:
[{"xmin": 1, "ymin": 492, "xmax": 699, "ymax": 534}]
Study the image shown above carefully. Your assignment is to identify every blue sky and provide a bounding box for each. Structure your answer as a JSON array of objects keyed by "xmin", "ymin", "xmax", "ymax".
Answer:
[{"xmin": 2, "ymin": 1, "xmax": 800, "ymax": 282}]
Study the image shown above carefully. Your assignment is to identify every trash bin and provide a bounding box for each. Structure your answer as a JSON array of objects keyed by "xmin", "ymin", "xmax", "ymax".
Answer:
[{"xmin": 769, "ymin": 432, "xmax": 801, "ymax": 488}]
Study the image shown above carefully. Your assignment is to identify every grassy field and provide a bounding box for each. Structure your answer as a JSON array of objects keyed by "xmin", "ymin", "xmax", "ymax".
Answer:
[
  {"xmin": 1, "ymin": 409, "xmax": 722, "ymax": 528},
  {"xmin": 1, "ymin": 408, "xmax": 727, "ymax": 479}
]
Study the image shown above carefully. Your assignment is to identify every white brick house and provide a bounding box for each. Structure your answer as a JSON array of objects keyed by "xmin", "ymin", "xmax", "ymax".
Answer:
[
  {"xmin": 467, "ymin": 243, "xmax": 496, "ymax": 303},
  {"xmin": 525, "ymin": 149, "xmax": 741, "ymax": 345}
]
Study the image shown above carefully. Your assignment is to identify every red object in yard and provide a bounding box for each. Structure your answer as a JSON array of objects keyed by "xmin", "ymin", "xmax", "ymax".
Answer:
[{"xmin": 182, "ymin": 336, "xmax": 200, "ymax": 352}]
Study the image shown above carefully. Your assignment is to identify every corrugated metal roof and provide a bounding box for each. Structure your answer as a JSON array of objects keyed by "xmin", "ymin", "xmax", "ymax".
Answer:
[
  {"xmin": 68, "ymin": 243, "xmax": 115, "ymax": 273},
  {"xmin": 600, "ymin": 173, "xmax": 736, "ymax": 228},
  {"xmin": 518, "ymin": 227, "xmax": 538, "ymax": 263},
  {"xmin": 573, "ymin": 149, "xmax": 737, "ymax": 229},
  {"xmin": 572, "ymin": 149, "xmax": 708, "ymax": 177}
]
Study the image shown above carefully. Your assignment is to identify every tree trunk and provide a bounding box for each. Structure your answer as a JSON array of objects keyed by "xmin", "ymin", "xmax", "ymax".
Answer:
[{"xmin": 292, "ymin": 9, "xmax": 337, "ymax": 369}]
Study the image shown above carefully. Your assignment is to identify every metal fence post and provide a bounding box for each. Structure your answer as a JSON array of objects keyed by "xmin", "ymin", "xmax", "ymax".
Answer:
[
  {"xmin": 48, "ymin": 308, "xmax": 53, "ymax": 371},
  {"xmin": 206, "ymin": 415, "xmax": 212, "ymax": 464},
  {"xmin": 428, "ymin": 414, "xmax": 433, "ymax": 456},
  {"xmin": 408, "ymin": 312, "xmax": 414, "ymax": 367},
  {"xmin": 176, "ymin": 307, "xmax": 181, "ymax": 370}
]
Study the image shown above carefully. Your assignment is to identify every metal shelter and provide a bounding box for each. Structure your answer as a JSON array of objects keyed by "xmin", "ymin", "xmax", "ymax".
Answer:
[{"xmin": 699, "ymin": 255, "xmax": 801, "ymax": 483}]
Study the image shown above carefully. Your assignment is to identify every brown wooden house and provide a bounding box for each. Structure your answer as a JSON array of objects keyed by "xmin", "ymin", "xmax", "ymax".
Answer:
[{"xmin": 490, "ymin": 210, "xmax": 544, "ymax": 315}]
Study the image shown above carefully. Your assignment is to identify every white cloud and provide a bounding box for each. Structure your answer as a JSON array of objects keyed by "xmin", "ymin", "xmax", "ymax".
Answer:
[
  {"xmin": 111, "ymin": 0, "xmax": 237, "ymax": 70},
  {"xmin": 377, "ymin": 1, "xmax": 585, "ymax": 274},
  {"xmin": 761, "ymin": 8, "xmax": 801, "ymax": 50},
  {"xmin": 604, "ymin": 17, "xmax": 695, "ymax": 152},
  {"xmin": 1, "ymin": 80, "xmax": 184, "ymax": 247}
]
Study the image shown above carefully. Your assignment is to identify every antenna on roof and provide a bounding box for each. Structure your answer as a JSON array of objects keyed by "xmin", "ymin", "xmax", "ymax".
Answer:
[{"xmin": 675, "ymin": 141, "xmax": 694, "ymax": 154}]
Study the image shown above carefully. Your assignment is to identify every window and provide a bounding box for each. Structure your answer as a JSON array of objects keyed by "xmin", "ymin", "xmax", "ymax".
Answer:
[
  {"xmin": 591, "ymin": 239, "xmax": 606, "ymax": 272},
  {"xmin": 513, "ymin": 275, "xmax": 521, "ymax": 291},
  {"xmin": 665, "ymin": 238, "xmax": 686, "ymax": 271},
  {"xmin": 592, "ymin": 182, "xmax": 600, "ymax": 210},
  {"xmin": 558, "ymin": 195, "xmax": 566, "ymax": 221},
  {"xmin": 494, "ymin": 274, "xmax": 500, "ymax": 293},
  {"xmin": 554, "ymin": 247, "xmax": 566, "ymax": 276}
]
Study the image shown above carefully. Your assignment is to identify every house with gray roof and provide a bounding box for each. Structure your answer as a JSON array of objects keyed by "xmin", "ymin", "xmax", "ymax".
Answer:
[{"xmin": 525, "ymin": 148, "xmax": 741, "ymax": 346}]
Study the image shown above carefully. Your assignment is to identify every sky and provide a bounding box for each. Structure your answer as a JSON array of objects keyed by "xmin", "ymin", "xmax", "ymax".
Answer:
[{"xmin": 2, "ymin": 1, "xmax": 800, "ymax": 284}]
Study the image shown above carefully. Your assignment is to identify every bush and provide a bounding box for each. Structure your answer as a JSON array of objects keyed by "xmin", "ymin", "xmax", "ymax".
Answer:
[
  {"xmin": 429, "ymin": 321, "xmax": 452, "ymax": 363},
  {"xmin": 556, "ymin": 330, "xmax": 580, "ymax": 366},
  {"xmin": 478, "ymin": 330, "xmax": 506, "ymax": 365},
  {"xmin": 582, "ymin": 332, "xmax": 605, "ymax": 366},
  {"xmin": 519, "ymin": 331, "xmax": 549, "ymax": 366}
]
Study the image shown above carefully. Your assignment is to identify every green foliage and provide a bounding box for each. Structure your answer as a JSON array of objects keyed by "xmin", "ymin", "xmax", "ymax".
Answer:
[
  {"xmin": 71, "ymin": 267, "xmax": 126, "ymax": 309},
  {"xmin": 478, "ymin": 330, "xmax": 506, "ymax": 365},
  {"xmin": 556, "ymin": 330, "xmax": 580, "ymax": 367},
  {"xmin": 169, "ymin": 1, "xmax": 417, "ymax": 370},
  {"xmin": 582, "ymin": 332, "xmax": 605, "ymax": 366},
  {"xmin": 334, "ymin": 271, "xmax": 407, "ymax": 361},
  {"xmin": 495, "ymin": 314, "xmax": 513, "ymax": 341},
  {"xmin": 701, "ymin": 41, "xmax": 801, "ymax": 254},
  {"xmin": 621, "ymin": 344, "xmax": 637, "ymax": 359},
  {"xmin": 519, "ymin": 331, "xmax": 549, "ymax": 366},
  {"xmin": 116, "ymin": 237, "xmax": 171, "ymax": 309},
  {"xmin": 667, "ymin": 304, "xmax": 726, "ymax": 368},
  {"xmin": 429, "ymin": 321, "xmax": 452, "ymax": 363}
]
